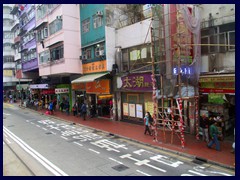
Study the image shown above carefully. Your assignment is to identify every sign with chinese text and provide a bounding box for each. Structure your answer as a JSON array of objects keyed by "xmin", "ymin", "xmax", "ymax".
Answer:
[
  {"xmin": 83, "ymin": 60, "xmax": 107, "ymax": 74},
  {"xmin": 3, "ymin": 70, "xmax": 13, "ymax": 77},
  {"xmin": 86, "ymin": 79, "xmax": 110, "ymax": 94},
  {"xmin": 41, "ymin": 89, "xmax": 55, "ymax": 95},
  {"xmin": 129, "ymin": 104, "xmax": 136, "ymax": 117},
  {"xmin": 71, "ymin": 83, "xmax": 85, "ymax": 90},
  {"xmin": 199, "ymin": 76, "xmax": 235, "ymax": 94},
  {"xmin": 121, "ymin": 73, "xmax": 153, "ymax": 91},
  {"xmin": 123, "ymin": 103, "xmax": 129, "ymax": 116},
  {"xmin": 55, "ymin": 88, "xmax": 69, "ymax": 94},
  {"xmin": 30, "ymin": 84, "xmax": 49, "ymax": 89}
]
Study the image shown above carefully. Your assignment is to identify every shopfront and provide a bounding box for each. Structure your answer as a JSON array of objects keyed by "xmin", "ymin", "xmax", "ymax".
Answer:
[
  {"xmin": 116, "ymin": 72, "xmax": 153, "ymax": 124},
  {"xmin": 55, "ymin": 84, "xmax": 72, "ymax": 111},
  {"xmin": 86, "ymin": 79, "xmax": 112, "ymax": 118},
  {"xmin": 71, "ymin": 83, "xmax": 86, "ymax": 104},
  {"xmin": 199, "ymin": 74, "xmax": 235, "ymax": 138}
]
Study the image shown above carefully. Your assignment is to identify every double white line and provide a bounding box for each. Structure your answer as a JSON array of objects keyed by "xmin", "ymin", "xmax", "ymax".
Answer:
[{"xmin": 3, "ymin": 126, "xmax": 68, "ymax": 176}]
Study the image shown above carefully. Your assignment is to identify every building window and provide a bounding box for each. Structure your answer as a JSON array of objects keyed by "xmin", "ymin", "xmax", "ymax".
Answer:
[
  {"xmin": 83, "ymin": 48, "xmax": 91, "ymax": 59},
  {"xmin": 49, "ymin": 19, "xmax": 62, "ymax": 35},
  {"xmin": 122, "ymin": 44, "xmax": 152, "ymax": 72},
  {"xmin": 3, "ymin": 31, "xmax": 13, "ymax": 39},
  {"xmin": 27, "ymin": 10, "xmax": 34, "ymax": 21},
  {"xmin": 82, "ymin": 18, "xmax": 90, "ymax": 33},
  {"xmin": 39, "ymin": 50, "xmax": 50, "ymax": 64},
  {"xmin": 3, "ymin": 56, "xmax": 14, "ymax": 63},
  {"xmin": 36, "ymin": 4, "xmax": 47, "ymax": 20},
  {"xmin": 50, "ymin": 45, "xmax": 64, "ymax": 61},
  {"xmin": 93, "ymin": 15, "xmax": 103, "ymax": 29},
  {"xmin": 95, "ymin": 44, "xmax": 104, "ymax": 57},
  {"xmin": 3, "ymin": 43, "xmax": 12, "ymax": 51},
  {"xmin": 228, "ymin": 31, "xmax": 235, "ymax": 51}
]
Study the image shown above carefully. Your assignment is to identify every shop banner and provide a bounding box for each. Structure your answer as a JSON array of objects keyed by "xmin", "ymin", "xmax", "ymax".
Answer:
[
  {"xmin": 83, "ymin": 60, "xmax": 107, "ymax": 74},
  {"xmin": 41, "ymin": 89, "xmax": 55, "ymax": 95},
  {"xmin": 30, "ymin": 84, "xmax": 49, "ymax": 89},
  {"xmin": 86, "ymin": 80, "xmax": 110, "ymax": 94},
  {"xmin": 145, "ymin": 102, "xmax": 154, "ymax": 116},
  {"xmin": 72, "ymin": 83, "xmax": 85, "ymax": 90},
  {"xmin": 55, "ymin": 88, "xmax": 69, "ymax": 94},
  {"xmin": 120, "ymin": 73, "xmax": 153, "ymax": 91}
]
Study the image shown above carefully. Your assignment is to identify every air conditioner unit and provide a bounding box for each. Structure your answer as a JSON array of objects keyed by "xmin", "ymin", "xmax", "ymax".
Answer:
[
  {"xmin": 96, "ymin": 11, "xmax": 103, "ymax": 16},
  {"xmin": 56, "ymin": 15, "xmax": 62, "ymax": 20},
  {"xmin": 99, "ymin": 50, "xmax": 104, "ymax": 56},
  {"xmin": 80, "ymin": 55, "xmax": 87, "ymax": 60}
]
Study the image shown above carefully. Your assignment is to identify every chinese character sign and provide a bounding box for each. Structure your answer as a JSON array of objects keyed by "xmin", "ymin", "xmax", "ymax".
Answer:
[{"xmin": 121, "ymin": 73, "xmax": 153, "ymax": 91}]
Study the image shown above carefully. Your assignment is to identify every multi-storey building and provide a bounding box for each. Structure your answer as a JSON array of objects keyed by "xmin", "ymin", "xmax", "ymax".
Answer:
[
  {"xmin": 71, "ymin": 4, "xmax": 117, "ymax": 118},
  {"xmin": 3, "ymin": 4, "xmax": 27, "ymax": 99},
  {"xmin": 198, "ymin": 4, "xmax": 235, "ymax": 137},
  {"xmin": 35, "ymin": 4, "xmax": 81, "ymax": 109}
]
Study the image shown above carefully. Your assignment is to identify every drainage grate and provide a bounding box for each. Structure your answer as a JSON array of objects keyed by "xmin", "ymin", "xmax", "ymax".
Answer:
[
  {"xmin": 192, "ymin": 159, "xmax": 205, "ymax": 165},
  {"xmin": 45, "ymin": 132, "xmax": 52, "ymax": 135},
  {"xmin": 112, "ymin": 164, "xmax": 129, "ymax": 172},
  {"xmin": 7, "ymin": 125, "xmax": 14, "ymax": 127}
]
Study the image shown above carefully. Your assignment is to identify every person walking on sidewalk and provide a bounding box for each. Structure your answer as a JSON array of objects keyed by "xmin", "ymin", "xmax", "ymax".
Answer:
[
  {"xmin": 207, "ymin": 119, "xmax": 221, "ymax": 151},
  {"xmin": 144, "ymin": 112, "xmax": 152, "ymax": 136},
  {"xmin": 200, "ymin": 114, "xmax": 209, "ymax": 143},
  {"xmin": 81, "ymin": 102, "xmax": 87, "ymax": 120},
  {"xmin": 72, "ymin": 101, "xmax": 78, "ymax": 116}
]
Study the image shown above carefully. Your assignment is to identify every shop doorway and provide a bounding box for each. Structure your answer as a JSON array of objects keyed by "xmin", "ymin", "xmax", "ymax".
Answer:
[{"xmin": 97, "ymin": 94, "xmax": 113, "ymax": 118}]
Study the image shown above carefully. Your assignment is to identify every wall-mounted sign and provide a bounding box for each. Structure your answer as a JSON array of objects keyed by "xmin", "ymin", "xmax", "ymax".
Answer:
[
  {"xmin": 41, "ymin": 89, "xmax": 55, "ymax": 95},
  {"xmin": 123, "ymin": 103, "xmax": 129, "ymax": 116},
  {"xmin": 55, "ymin": 88, "xmax": 69, "ymax": 94},
  {"xmin": 86, "ymin": 79, "xmax": 110, "ymax": 94},
  {"xmin": 30, "ymin": 84, "xmax": 49, "ymax": 89},
  {"xmin": 129, "ymin": 104, "xmax": 136, "ymax": 117},
  {"xmin": 71, "ymin": 83, "xmax": 85, "ymax": 90},
  {"xmin": 136, "ymin": 104, "xmax": 143, "ymax": 118},
  {"xmin": 83, "ymin": 60, "xmax": 107, "ymax": 74},
  {"xmin": 120, "ymin": 73, "xmax": 153, "ymax": 91}
]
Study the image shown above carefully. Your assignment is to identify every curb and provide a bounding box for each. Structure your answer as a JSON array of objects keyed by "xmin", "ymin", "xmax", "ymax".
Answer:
[{"xmin": 18, "ymin": 105, "xmax": 235, "ymax": 170}]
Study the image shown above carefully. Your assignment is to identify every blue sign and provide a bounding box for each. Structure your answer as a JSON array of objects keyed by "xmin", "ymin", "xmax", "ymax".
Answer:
[{"xmin": 173, "ymin": 66, "xmax": 192, "ymax": 75}]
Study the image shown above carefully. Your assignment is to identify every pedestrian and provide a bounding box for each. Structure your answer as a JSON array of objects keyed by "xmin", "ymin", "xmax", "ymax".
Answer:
[
  {"xmin": 72, "ymin": 101, "xmax": 78, "ymax": 116},
  {"xmin": 207, "ymin": 119, "xmax": 221, "ymax": 151},
  {"xmin": 65, "ymin": 101, "xmax": 70, "ymax": 115},
  {"xmin": 49, "ymin": 101, "xmax": 54, "ymax": 115},
  {"xmin": 144, "ymin": 112, "xmax": 152, "ymax": 136},
  {"xmin": 81, "ymin": 102, "xmax": 87, "ymax": 120},
  {"xmin": 200, "ymin": 114, "xmax": 209, "ymax": 143},
  {"xmin": 60, "ymin": 101, "xmax": 64, "ymax": 112}
]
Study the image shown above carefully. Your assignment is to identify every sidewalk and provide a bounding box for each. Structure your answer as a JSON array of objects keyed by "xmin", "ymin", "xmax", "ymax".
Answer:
[{"xmin": 16, "ymin": 103, "xmax": 235, "ymax": 169}]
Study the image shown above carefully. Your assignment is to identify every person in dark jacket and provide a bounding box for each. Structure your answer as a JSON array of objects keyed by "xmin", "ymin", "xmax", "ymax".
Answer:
[
  {"xmin": 200, "ymin": 114, "xmax": 209, "ymax": 143},
  {"xmin": 81, "ymin": 102, "xmax": 87, "ymax": 120}
]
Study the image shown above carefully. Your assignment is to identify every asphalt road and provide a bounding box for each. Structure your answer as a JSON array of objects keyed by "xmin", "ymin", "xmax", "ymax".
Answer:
[{"xmin": 3, "ymin": 103, "xmax": 235, "ymax": 176}]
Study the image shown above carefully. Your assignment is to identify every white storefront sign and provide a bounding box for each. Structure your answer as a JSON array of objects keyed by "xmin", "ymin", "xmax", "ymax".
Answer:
[{"xmin": 55, "ymin": 88, "xmax": 69, "ymax": 94}]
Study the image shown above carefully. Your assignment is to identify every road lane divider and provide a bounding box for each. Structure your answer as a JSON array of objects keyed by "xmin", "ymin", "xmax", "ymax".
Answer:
[{"xmin": 3, "ymin": 126, "xmax": 68, "ymax": 176}]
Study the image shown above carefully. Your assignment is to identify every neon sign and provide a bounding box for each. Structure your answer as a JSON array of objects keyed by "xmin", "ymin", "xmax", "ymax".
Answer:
[{"xmin": 173, "ymin": 66, "xmax": 192, "ymax": 75}]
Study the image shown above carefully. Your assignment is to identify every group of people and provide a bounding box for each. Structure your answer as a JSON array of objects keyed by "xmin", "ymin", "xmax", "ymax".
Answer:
[
  {"xmin": 200, "ymin": 114, "xmax": 223, "ymax": 151},
  {"xmin": 72, "ymin": 101, "xmax": 87, "ymax": 120}
]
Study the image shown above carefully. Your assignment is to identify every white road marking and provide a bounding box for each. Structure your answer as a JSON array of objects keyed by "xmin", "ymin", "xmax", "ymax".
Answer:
[
  {"xmin": 5, "ymin": 138, "xmax": 12, "ymax": 144},
  {"xmin": 136, "ymin": 170, "xmax": 151, "ymax": 176},
  {"xmin": 188, "ymin": 170, "xmax": 207, "ymax": 176},
  {"xmin": 4, "ymin": 133, "xmax": 7, "ymax": 138},
  {"xmin": 26, "ymin": 120, "xmax": 29, "ymax": 122},
  {"xmin": 3, "ymin": 141, "xmax": 5, "ymax": 145},
  {"xmin": 133, "ymin": 149, "xmax": 153, "ymax": 155},
  {"xmin": 3, "ymin": 113, "xmax": 11, "ymax": 116},
  {"xmin": 193, "ymin": 166, "xmax": 232, "ymax": 176},
  {"xmin": 88, "ymin": 148, "xmax": 100, "ymax": 154},
  {"xmin": 3, "ymin": 126, "xmax": 68, "ymax": 176},
  {"xmin": 60, "ymin": 136, "xmax": 68, "ymax": 140},
  {"xmin": 30, "ymin": 122, "xmax": 35, "ymax": 125},
  {"xmin": 109, "ymin": 157, "xmax": 123, "ymax": 164},
  {"xmin": 50, "ymin": 132, "xmax": 56, "ymax": 135},
  {"xmin": 36, "ymin": 125, "xmax": 41, "ymax": 128},
  {"xmin": 73, "ymin": 142, "xmax": 83, "ymax": 146},
  {"xmin": 42, "ymin": 128, "xmax": 47, "ymax": 131},
  {"xmin": 120, "ymin": 154, "xmax": 166, "ymax": 173}
]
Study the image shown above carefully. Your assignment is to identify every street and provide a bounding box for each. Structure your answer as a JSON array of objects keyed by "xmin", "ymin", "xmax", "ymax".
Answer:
[{"xmin": 3, "ymin": 103, "xmax": 235, "ymax": 176}]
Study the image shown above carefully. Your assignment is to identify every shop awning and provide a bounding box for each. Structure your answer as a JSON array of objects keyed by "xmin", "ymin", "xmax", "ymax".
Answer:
[{"xmin": 71, "ymin": 72, "xmax": 109, "ymax": 84}]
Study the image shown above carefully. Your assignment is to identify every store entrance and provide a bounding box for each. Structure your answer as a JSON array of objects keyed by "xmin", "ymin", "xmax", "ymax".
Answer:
[{"xmin": 97, "ymin": 94, "xmax": 113, "ymax": 118}]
